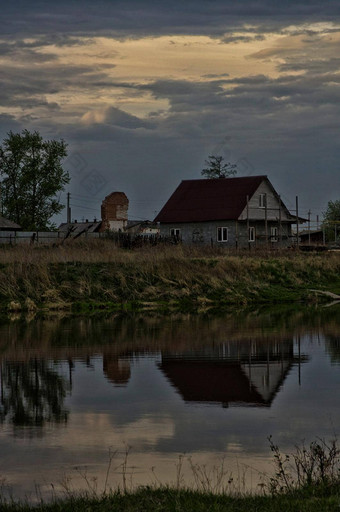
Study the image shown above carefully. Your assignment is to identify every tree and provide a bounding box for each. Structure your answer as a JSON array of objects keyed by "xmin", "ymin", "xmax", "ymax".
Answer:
[
  {"xmin": 322, "ymin": 200, "xmax": 340, "ymax": 243},
  {"xmin": 0, "ymin": 130, "xmax": 69, "ymax": 230},
  {"xmin": 201, "ymin": 155, "xmax": 237, "ymax": 179}
]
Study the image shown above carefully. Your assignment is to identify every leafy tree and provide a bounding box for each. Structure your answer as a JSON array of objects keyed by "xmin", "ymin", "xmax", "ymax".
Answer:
[
  {"xmin": 0, "ymin": 130, "xmax": 69, "ymax": 230},
  {"xmin": 322, "ymin": 200, "xmax": 340, "ymax": 242},
  {"xmin": 201, "ymin": 155, "xmax": 237, "ymax": 179}
]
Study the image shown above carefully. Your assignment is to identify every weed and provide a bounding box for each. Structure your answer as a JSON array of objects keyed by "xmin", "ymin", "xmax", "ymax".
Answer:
[{"xmin": 268, "ymin": 435, "xmax": 340, "ymax": 496}]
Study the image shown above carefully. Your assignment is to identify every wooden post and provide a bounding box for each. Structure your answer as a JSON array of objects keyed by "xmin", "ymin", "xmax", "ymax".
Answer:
[
  {"xmin": 308, "ymin": 210, "xmax": 311, "ymax": 246},
  {"xmin": 235, "ymin": 220, "xmax": 238, "ymax": 250},
  {"xmin": 296, "ymin": 196, "xmax": 299, "ymax": 249},
  {"xmin": 278, "ymin": 195, "xmax": 282, "ymax": 246},
  {"xmin": 246, "ymin": 195, "xmax": 250, "ymax": 250}
]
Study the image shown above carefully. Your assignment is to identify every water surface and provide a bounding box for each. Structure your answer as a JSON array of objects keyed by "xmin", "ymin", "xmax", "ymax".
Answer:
[{"xmin": 1, "ymin": 306, "xmax": 340, "ymax": 500}]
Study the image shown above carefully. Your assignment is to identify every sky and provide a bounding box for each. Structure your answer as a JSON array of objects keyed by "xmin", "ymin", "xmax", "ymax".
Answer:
[{"xmin": 1, "ymin": 1, "xmax": 340, "ymax": 225}]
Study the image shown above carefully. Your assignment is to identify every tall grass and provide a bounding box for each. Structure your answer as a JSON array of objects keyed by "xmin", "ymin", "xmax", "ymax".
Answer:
[{"xmin": 0, "ymin": 241, "xmax": 340, "ymax": 309}]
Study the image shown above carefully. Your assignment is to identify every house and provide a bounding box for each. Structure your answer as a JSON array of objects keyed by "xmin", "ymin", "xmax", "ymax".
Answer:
[
  {"xmin": 0, "ymin": 216, "xmax": 21, "ymax": 243},
  {"xmin": 125, "ymin": 220, "xmax": 160, "ymax": 236},
  {"xmin": 58, "ymin": 219, "xmax": 102, "ymax": 239},
  {"xmin": 154, "ymin": 176, "xmax": 304, "ymax": 247},
  {"xmin": 299, "ymin": 229, "xmax": 325, "ymax": 246},
  {"xmin": 0, "ymin": 216, "xmax": 21, "ymax": 231}
]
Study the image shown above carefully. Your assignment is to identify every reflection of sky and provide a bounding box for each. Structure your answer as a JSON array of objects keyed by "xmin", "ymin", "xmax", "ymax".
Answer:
[{"xmin": 1, "ymin": 324, "xmax": 340, "ymax": 500}]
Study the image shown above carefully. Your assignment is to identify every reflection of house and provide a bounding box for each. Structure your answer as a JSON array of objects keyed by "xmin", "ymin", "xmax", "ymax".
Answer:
[
  {"xmin": 159, "ymin": 340, "xmax": 305, "ymax": 407},
  {"xmin": 103, "ymin": 355, "xmax": 131, "ymax": 387},
  {"xmin": 154, "ymin": 176, "xmax": 304, "ymax": 247}
]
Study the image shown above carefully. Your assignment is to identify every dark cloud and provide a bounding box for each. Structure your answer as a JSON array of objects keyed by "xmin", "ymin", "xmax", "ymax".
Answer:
[
  {"xmin": 2, "ymin": 1, "xmax": 340, "ymax": 39},
  {"xmin": 220, "ymin": 34, "xmax": 266, "ymax": 44}
]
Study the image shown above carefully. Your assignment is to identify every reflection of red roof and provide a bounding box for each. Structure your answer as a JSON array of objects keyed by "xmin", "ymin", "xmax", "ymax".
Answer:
[
  {"xmin": 154, "ymin": 176, "xmax": 266, "ymax": 223},
  {"xmin": 160, "ymin": 360, "xmax": 267, "ymax": 406}
]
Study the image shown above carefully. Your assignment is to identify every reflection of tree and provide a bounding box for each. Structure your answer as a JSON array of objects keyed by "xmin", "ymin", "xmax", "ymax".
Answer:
[
  {"xmin": 325, "ymin": 335, "xmax": 340, "ymax": 364},
  {"xmin": 0, "ymin": 359, "xmax": 69, "ymax": 427}
]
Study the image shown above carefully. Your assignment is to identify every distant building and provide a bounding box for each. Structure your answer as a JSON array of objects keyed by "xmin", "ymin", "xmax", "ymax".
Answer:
[
  {"xmin": 58, "ymin": 220, "xmax": 102, "ymax": 238},
  {"xmin": 125, "ymin": 220, "xmax": 160, "ymax": 236},
  {"xmin": 100, "ymin": 192, "xmax": 129, "ymax": 232},
  {"xmin": 0, "ymin": 216, "xmax": 21, "ymax": 231},
  {"xmin": 59, "ymin": 191, "xmax": 130, "ymax": 237},
  {"xmin": 299, "ymin": 229, "xmax": 325, "ymax": 246}
]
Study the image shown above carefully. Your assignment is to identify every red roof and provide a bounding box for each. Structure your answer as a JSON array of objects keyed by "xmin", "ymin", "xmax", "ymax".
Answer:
[{"xmin": 154, "ymin": 176, "xmax": 267, "ymax": 223}]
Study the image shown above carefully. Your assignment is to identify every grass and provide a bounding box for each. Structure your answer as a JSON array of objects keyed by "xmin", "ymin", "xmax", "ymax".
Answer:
[
  {"xmin": 1, "ymin": 488, "xmax": 340, "ymax": 512},
  {"xmin": 1, "ymin": 240, "xmax": 340, "ymax": 311}
]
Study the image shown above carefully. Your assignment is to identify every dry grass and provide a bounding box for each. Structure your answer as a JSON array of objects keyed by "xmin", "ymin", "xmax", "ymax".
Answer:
[{"xmin": 0, "ymin": 240, "xmax": 340, "ymax": 309}]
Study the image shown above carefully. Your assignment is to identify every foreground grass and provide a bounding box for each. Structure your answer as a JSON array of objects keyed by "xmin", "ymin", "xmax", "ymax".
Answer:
[
  {"xmin": 2, "ymin": 487, "xmax": 340, "ymax": 512},
  {"xmin": 1, "ymin": 241, "xmax": 340, "ymax": 311}
]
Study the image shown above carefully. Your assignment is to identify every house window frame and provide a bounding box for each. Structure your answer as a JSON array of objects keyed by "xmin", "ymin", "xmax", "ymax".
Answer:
[
  {"xmin": 249, "ymin": 226, "xmax": 255, "ymax": 242},
  {"xmin": 259, "ymin": 193, "xmax": 266, "ymax": 209},
  {"xmin": 217, "ymin": 226, "xmax": 228, "ymax": 242},
  {"xmin": 270, "ymin": 226, "xmax": 278, "ymax": 242},
  {"xmin": 170, "ymin": 228, "xmax": 181, "ymax": 238}
]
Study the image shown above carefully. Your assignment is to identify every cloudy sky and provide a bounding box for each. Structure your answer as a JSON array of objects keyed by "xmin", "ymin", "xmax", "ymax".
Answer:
[{"xmin": 1, "ymin": 1, "xmax": 340, "ymax": 224}]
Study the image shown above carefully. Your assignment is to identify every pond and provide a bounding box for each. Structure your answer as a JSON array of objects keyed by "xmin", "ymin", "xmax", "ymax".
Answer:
[{"xmin": 1, "ymin": 305, "xmax": 340, "ymax": 501}]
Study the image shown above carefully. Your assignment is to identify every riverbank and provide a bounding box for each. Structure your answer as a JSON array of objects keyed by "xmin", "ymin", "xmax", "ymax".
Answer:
[
  {"xmin": 1, "ymin": 241, "xmax": 340, "ymax": 312},
  {"xmin": 1, "ymin": 487, "xmax": 339, "ymax": 511}
]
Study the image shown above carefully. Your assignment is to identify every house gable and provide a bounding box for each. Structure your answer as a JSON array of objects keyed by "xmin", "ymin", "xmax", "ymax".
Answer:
[{"xmin": 238, "ymin": 179, "xmax": 293, "ymax": 222}]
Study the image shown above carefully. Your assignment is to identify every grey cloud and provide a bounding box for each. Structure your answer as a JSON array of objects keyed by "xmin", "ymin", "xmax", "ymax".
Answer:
[
  {"xmin": 201, "ymin": 73, "xmax": 230, "ymax": 78},
  {"xmin": 278, "ymin": 57, "xmax": 340, "ymax": 74},
  {"xmin": 2, "ymin": 1, "xmax": 340, "ymax": 40},
  {"xmin": 220, "ymin": 34, "xmax": 266, "ymax": 44}
]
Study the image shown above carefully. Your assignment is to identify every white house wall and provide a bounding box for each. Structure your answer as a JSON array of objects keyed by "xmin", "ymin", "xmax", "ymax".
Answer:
[{"xmin": 238, "ymin": 181, "xmax": 291, "ymax": 222}]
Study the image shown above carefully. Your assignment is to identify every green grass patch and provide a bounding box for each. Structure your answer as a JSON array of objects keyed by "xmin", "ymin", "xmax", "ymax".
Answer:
[{"xmin": 1, "ymin": 487, "xmax": 340, "ymax": 512}]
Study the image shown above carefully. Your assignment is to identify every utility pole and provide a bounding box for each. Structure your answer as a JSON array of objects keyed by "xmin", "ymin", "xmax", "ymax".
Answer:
[
  {"xmin": 308, "ymin": 210, "xmax": 311, "ymax": 246},
  {"xmin": 67, "ymin": 192, "xmax": 71, "ymax": 224}
]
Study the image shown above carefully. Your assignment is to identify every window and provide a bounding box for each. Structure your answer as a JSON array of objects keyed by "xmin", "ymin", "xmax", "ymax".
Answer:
[
  {"xmin": 217, "ymin": 227, "xmax": 228, "ymax": 242},
  {"xmin": 270, "ymin": 226, "xmax": 278, "ymax": 242},
  {"xmin": 259, "ymin": 194, "xmax": 266, "ymax": 208},
  {"xmin": 170, "ymin": 228, "xmax": 181, "ymax": 238},
  {"xmin": 249, "ymin": 226, "xmax": 255, "ymax": 242}
]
